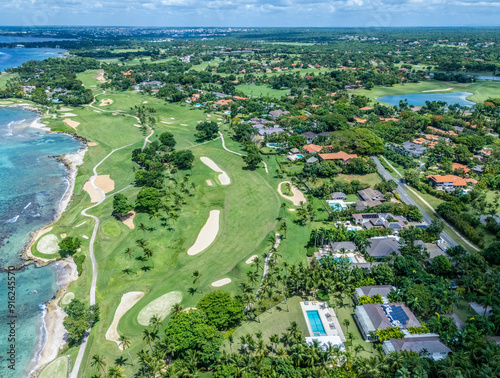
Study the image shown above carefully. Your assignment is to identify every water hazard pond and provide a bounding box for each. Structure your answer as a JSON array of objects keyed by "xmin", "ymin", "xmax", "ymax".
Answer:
[{"xmin": 377, "ymin": 91, "xmax": 475, "ymax": 107}]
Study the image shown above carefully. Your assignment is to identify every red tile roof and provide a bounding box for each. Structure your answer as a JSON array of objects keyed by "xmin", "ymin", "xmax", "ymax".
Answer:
[{"xmin": 319, "ymin": 151, "xmax": 358, "ymax": 162}]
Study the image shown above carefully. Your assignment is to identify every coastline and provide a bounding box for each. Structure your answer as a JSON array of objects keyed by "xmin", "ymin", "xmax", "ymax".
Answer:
[{"xmin": 5, "ymin": 110, "xmax": 88, "ymax": 376}]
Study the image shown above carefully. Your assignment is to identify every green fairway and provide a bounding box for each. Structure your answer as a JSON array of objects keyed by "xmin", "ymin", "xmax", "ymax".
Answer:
[
  {"xmin": 236, "ymin": 84, "xmax": 290, "ymax": 98},
  {"xmin": 0, "ymin": 72, "xmax": 18, "ymax": 89}
]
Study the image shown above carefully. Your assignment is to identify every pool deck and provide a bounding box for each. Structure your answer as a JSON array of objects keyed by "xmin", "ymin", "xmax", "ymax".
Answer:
[{"xmin": 300, "ymin": 301, "xmax": 346, "ymax": 342}]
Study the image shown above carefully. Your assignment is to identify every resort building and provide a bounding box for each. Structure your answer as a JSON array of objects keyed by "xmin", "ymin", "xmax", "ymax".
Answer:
[
  {"xmin": 452, "ymin": 163, "xmax": 471, "ymax": 173},
  {"xmin": 355, "ymin": 200, "xmax": 384, "ymax": 211},
  {"xmin": 303, "ymin": 144, "xmax": 325, "ymax": 154},
  {"xmin": 383, "ymin": 335, "xmax": 451, "ymax": 361},
  {"xmin": 354, "ymin": 285, "xmax": 395, "ymax": 305},
  {"xmin": 354, "ymin": 302, "xmax": 420, "ymax": 341},
  {"xmin": 269, "ymin": 109, "xmax": 290, "ymax": 118},
  {"xmin": 331, "ymin": 241, "xmax": 357, "ymax": 253}
]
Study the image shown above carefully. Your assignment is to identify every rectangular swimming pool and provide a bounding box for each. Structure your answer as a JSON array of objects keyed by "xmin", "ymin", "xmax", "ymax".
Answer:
[{"xmin": 306, "ymin": 310, "xmax": 326, "ymax": 336}]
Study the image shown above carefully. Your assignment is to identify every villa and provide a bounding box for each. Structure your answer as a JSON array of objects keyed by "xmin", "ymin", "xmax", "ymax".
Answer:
[
  {"xmin": 426, "ymin": 175, "xmax": 467, "ymax": 189},
  {"xmin": 269, "ymin": 109, "xmax": 290, "ymax": 118},
  {"xmin": 352, "ymin": 213, "xmax": 408, "ymax": 232},
  {"xmin": 331, "ymin": 192, "xmax": 347, "ymax": 200},
  {"xmin": 365, "ymin": 236, "xmax": 401, "ymax": 258},
  {"xmin": 383, "ymin": 335, "xmax": 451, "ymax": 361},
  {"xmin": 354, "ymin": 302, "xmax": 420, "ymax": 341},
  {"xmin": 319, "ymin": 151, "xmax": 358, "ymax": 163},
  {"xmin": 357, "ymin": 188, "xmax": 385, "ymax": 202}
]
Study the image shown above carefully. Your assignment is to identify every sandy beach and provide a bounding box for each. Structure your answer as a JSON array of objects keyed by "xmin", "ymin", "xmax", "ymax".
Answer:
[{"xmin": 27, "ymin": 259, "xmax": 78, "ymax": 377}]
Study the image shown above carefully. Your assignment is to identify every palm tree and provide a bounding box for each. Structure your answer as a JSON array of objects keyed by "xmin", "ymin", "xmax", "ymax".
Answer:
[
  {"xmin": 192, "ymin": 270, "xmax": 202, "ymax": 294},
  {"xmin": 91, "ymin": 354, "xmax": 106, "ymax": 375},
  {"xmin": 136, "ymin": 238, "xmax": 148, "ymax": 249},
  {"xmin": 142, "ymin": 329, "xmax": 158, "ymax": 351},
  {"xmin": 143, "ymin": 248, "xmax": 154, "ymax": 268},
  {"xmin": 124, "ymin": 247, "xmax": 133, "ymax": 260},
  {"xmin": 107, "ymin": 366, "xmax": 125, "ymax": 378},
  {"xmin": 118, "ymin": 335, "xmax": 133, "ymax": 365},
  {"xmin": 172, "ymin": 302, "xmax": 183, "ymax": 316},
  {"xmin": 269, "ymin": 334, "xmax": 279, "ymax": 354},
  {"xmin": 343, "ymin": 319, "xmax": 351, "ymax": 333},
  {"xmin": 149, "ymin": 314, "xmax": 162, "ymax": 330},
  {"xmin": 138, "ymin": 223, "xmax": 148, "ymax": 235},
  {"xmin": 251, "ymin": 256, "xmax": 261, "ymax": 273}
]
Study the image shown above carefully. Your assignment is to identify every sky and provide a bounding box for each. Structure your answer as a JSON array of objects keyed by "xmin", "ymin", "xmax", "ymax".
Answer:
[{"xmin": 0, "ymin": 0, "xmax": 499, "ymax": 28}]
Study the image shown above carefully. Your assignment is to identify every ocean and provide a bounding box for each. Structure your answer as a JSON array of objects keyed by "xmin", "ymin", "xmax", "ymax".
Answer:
[
  {"xmin": 0, "ymin": 47, "xmax": 66, "ymax": 72},
  {"xmin": 0, "ymin": 107, "xmax": 82, "ymax": 377}
]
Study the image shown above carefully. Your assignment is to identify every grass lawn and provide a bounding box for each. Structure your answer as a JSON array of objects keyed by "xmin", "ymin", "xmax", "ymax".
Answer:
[
  {"xmin": 337, "ymin": 173, "xmax": 382, "ymax": 187},
  {"xmin": 236, "ymin": 84, "xmax": 290, "ymax": 98},
  {"xmin": 354, "ymin": 80, "xmax": 500, "ymax": 105},
  {"xmin": 345, "ymin": 194, "xmax": 359, "ymax": 202},
  {"xmin": 222, "ymin": 296, "xmax": 309, "ymax": 351}
]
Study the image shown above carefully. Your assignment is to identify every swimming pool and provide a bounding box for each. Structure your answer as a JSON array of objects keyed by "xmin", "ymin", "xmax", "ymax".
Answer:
[
  {"xmin": 334, "ymin": 256, "xmax": 354, "ymax": 263},
  {"xmin": 346, "ymin": 226, "xmax": 357, "ymax": 231},
  {"xmin": 307, "ymin": 310, "xmax": 326, "ymax": 336},
  {"xmin": 329, "ymin": 202, "xmax": 343, "ymax": 211},
  {"xmin": 267, "ymin": 143, "xmax": 279, "ymax": 148},
  {"xmin": 296, "ymin": 154, "xmax": 303, "ymax": 158}
]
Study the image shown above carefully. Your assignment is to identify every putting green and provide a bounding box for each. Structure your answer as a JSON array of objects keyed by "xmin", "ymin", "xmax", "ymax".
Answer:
[
  {"xmin": 61, "ymin": 292, "xmax": 75, "ymax": 305},
  {"xmin": 38, "ymin": 356, "xmax": 68, "ymax": 378},
  {"xmin": 37, "ymin": 234, "xmax": 60, "ymax": 254},
  {"xmin": 137, "ymin": 291, "xmax": 182, "ymax": 326}
]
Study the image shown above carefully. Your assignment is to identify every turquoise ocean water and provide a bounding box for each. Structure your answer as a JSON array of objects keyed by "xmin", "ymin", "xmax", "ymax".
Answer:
[
  {"xmin": 0, "ymin": 107, "xmax": 82, "ymax": 376},
  {"xmin": 0, "ymin": 47, "xmax": 66, "ymax": 72},
  {"xmin": 377, "ymin": 91, "xmax": 475, "ymax": 107}
]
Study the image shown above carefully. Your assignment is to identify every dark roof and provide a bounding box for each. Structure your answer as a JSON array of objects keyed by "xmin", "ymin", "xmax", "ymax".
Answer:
[
  {"xmin": 332, "ymin": 192, "xmax": 347, "ymax": 200},
  {"xmin": 357, "ymin": 285, "xmax": 394, "ymax": 298},
  {"xmin": 387, "ymin": 336, "xmax": 451, "ymax": 355},
  {"xmin": 358, "ymin": 188, "xmax": 385, "ymax": 202},
  {"xmin": 306, "ymin": 157, "xmax": 319, "ymax": 164},
  {"xmin": 366, "ymin": 237, "xmax": 401, "ymax": 258},
  {"xmin": 361, "ymin": 302, "xmax": 420, "ymax": 330},
  {"xmin": 331, "ymin": 241, "xmax": 357, "ymax": 251},
  {"xmin": 302, "ymin": 131, "xmax": 318, "ymax": 138},
  {"xmin": 355, "ymin": 201, "xmax": 383, "ymax": 211}
]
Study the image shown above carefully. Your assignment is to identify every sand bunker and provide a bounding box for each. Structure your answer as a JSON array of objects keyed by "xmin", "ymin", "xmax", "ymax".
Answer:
[
  {"xmin": 137, "ymin": 291, "xmax": 182, "ymax": 326},
  {"xmin": 206, "ymin": 180, "xmax": 213, "ymax": 186},
  {"xmin": 88, "ymin": 142, "xmax": 98, "ymax": 147},
  {"xmin": 112, "ymin": 112, "xmax": 118, "ymax": 116},
  {"xmin": 106, "ymin": 291, "xmax": 145, "ymax": 347},
  {"xmin": 212, "ymin": 278, "xmax": 231, "ymax": 287},
  {"xmin": 181, "ymin": 123, "xmax": 189, "ymax": 126},
  {"xmin": 99, "ymin": 98, "xmax": 113, "ymax": 106},
  {"xmin": 246, "ymin": 255, "xmax": 258, "ymax": 264},
  {"xmin": 60, "ymin": 113, "xmax": 77, "ymax": 117},
  {"xmin": 63, "ymin": 118, "xmax": 79, "ymax": 130},
  {"xmin": 161, "ymin": 121, "xmax": 172, "ymax": 125},
  {"xmin": 83, "ymin": 181, "xmax": 102, "ymax": 203},
  {"xmin": 183, "ymin": 307, "xmax": 197, "ymax": 312},
  {"xmin": 134, "ymin": 124, "xmax": 142, "ymax": 128},
  {"xmin": 143, "ymin": 101, "xmax": 148, "ymax": 104},
  {"xmin": 187, "ymin": 210, "xmax": 220, "ymax": 256},
  {"xmin": 60, "ymin": 233, "xmax": 67, "ymax": 239},
  {"xmin": 200, "ymin": 157, "xmax": 230, "ymax": 185},
  {"xmin": 94, "ymin": 175, "xmax": 115, "ymax": 193},
  {"xmin": 118, "ymin": 210, "xmax": 136, "ymax": 230},
  {"xmin": 61, "ymin": 292, "xmax": 74, "ymax": 305},
  {"xmin": 423, "ymin": 88, "xmax": 452, "ymax": 92},
  {"xmin": 37, "ymin": 234, "xmax": 60, "ymax": 254},
  {"xmin": 278, "ymin": 181, "xmax": 306, "ymax": 206}
]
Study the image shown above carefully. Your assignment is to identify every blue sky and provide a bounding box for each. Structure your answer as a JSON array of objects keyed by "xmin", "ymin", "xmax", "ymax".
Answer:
[{"xmin": 1, "ymin": 0, "xmax": 499, "ymax": 27}]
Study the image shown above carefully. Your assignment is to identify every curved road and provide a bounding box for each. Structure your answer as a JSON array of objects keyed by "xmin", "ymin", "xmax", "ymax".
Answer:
[{"xmin": 372, "ymin": 156, "xmax": 479, "ymax": 252}]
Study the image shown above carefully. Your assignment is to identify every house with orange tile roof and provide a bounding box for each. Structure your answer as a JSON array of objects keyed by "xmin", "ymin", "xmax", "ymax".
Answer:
[
  {"xmin": 303, "ymin": 144, "xmax": 325, "ymax": 154},
  {"xmin": 359, "ymin": 107, "xmax": 372, "ymax": 111},
  {"xmin": 380, "ymin": 118, "xmax": 400, "ymax": 122},
  {"xmin": 425, "ymin": 134, "xmax": 440, "ymax": 141},
  {"xmin": 354, "ymin": 118, "xmax": 368, "ymax": 124},
  {"xmin": 426, "ymin": 175, "xmax": 468, "ymax": 189},
  {"xmin": 412, "ymin": 138, "xmax": 427, "ymax": 145},
  {"xmin": 452, "ymin": 163, "xmax": 470, "ymax": 173},
  {"xmin": 214, "ymin": 99, "xmax": 233, "ymax": 107},
  {"xmin": 319, "ymin": 151, "xmax": 358, "ymax": 163}
]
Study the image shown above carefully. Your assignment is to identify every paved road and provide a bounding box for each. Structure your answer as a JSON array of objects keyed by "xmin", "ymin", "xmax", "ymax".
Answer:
[{"xmin": 371, "ymin": 156, "xmax": 458, "ymax": 248}]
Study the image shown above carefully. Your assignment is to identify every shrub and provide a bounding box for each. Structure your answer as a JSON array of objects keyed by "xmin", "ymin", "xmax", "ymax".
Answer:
[
  {"xmin": 408, "ymin": 325, "xmax": 430, "ymax": 334},
  {"xmin": 376, "ymin": 327, "xmax": 405, "ymax": 342}
]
